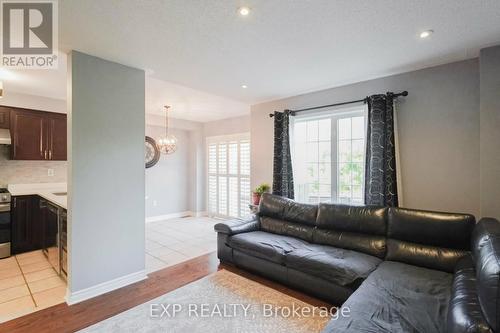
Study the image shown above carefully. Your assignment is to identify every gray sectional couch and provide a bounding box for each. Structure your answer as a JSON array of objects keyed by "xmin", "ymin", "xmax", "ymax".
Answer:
[{"xmin": 214, "ymin": 193, "xmax": 500, "ymax": 333}]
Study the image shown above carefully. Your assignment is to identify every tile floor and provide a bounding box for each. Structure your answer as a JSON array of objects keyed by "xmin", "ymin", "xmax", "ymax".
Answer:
[
  {"xmin": 0, "ymin": 216, "xmax": 219, "ymax": 322},
  {"xmin": 145, "ymin": 216, "xmax": 220, "ymax": 273},
  {"xmin": 0, "ymin": 250, "xmax": 66, "ymax": 323}
]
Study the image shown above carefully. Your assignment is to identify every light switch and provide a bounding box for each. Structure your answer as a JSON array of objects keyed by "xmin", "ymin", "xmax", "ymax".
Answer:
[{"xmin": 48, "ymin": 169, "xmax": 55, "ymax": 176}]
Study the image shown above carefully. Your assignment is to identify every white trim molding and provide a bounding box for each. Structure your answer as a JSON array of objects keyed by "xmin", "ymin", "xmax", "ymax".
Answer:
[
  {"xmin": 66, "ymin": 270, "xmax": 147, "ymax": 305},
  {"xmin": 145, "ymin": 211, "xmax": 209, "ymax": 223},
  {"xmin": 190, "ymin": 210, "xmax": 207, "ymax": 217}
]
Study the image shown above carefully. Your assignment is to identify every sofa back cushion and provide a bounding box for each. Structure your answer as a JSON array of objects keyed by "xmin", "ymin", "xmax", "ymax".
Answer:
[
  {"xmin": 313, "ymin": 204, "xmax": 387, "ymax": 258},
  {"xmin": 386, "ymin": 207, "xmax": 475, "ymax": 272},
  {"xmin": 258, "ymin": 193, "xmax": 317, "ymax": 242},
  {"xmin": 471, "ymin": 218, "xmax": 500, "ymax": 332}
]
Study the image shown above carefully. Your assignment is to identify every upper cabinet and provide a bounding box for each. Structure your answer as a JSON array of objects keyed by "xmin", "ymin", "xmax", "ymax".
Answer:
[
  {"xmin": 8, "ymin": 107, "xmax": 67, "ymax": 161},
  {"xmin": 0, "ymin": 106, "xmax": 10, "ymax": 129},
  {"xmin": 47, "ymin": 113, "xmax": 67, "ymax": 161}
]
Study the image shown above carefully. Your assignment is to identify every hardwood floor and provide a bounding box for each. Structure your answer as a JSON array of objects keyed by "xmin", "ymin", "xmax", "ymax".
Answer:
[{"xmin": 1, "ymin": 252, "xmax": 331, "ymax": 333}]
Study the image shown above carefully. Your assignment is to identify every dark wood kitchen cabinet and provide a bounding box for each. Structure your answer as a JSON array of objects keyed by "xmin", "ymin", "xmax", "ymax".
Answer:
[
  {"xmin": 11, "ymin": 195, "xmax": 46, "ymax": 255},
  {"xmin": 9, "ymin": 107, "xmax": 67, "ymax": 160},
  {"xmin": 0, "ymin": 106, "xmax": 10, "ymax": 128},
  {"xmin": 47, "ymin": 113, "xmax": 67, "ymax": 160}
]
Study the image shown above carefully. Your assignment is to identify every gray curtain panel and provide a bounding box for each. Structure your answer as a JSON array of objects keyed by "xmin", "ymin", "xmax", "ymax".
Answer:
[
  {"xmin": 365, "ymin": 93, "xmax": 399, "ymax": 207},
  {"xmin": 272, "ymin": 110, "xmax": 294, "ymax": 199}
]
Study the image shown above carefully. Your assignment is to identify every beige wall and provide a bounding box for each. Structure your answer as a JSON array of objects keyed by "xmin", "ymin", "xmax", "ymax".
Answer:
[
  {"xmin": 203, "ymin": 115, "xmax": 250, "ymax": 137},
  {"xmin": 480, "ymin": 46, "xmax": 500, "ymax": 219},
  {"xmin": 251, "ymin": 59, "xmax": 480, "ymax": 217}
]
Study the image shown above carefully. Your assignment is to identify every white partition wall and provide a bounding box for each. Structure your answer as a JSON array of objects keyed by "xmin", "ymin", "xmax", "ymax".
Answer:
[{"xmin": 67, "ymin": 51, "xmax": 146, "ymax": 304}]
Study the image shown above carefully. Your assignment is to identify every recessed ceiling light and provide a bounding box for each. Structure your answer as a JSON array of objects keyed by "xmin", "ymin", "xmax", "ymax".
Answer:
[
  {"xmin": 241, "ymin": 84, "xmax": 248, "ymax": 89},
  {"xmin": 420, "ymin": 30, "xmax": 433, "ymax": 39},
  {"xmin": 238, "ymin": 7, "xmax": 250, "ymax": 16}
]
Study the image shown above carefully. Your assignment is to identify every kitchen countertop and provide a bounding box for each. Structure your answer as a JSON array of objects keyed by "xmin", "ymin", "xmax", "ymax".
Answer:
[{"xmin": 8, "ymin": 183, "xmax": 67, "ymax": 209}]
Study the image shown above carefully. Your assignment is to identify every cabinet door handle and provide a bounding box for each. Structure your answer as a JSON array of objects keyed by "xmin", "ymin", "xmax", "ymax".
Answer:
[
  {"xmin": 13, "ymin": 198, "xmax": 16, "ymax": 208},
  {"xmin": 44, "ymin": 150, "xmax": 48, "ymax": 159},
  {"xmin": 49, "ymin": 150, "xmax": 52, "ymax": 160}
]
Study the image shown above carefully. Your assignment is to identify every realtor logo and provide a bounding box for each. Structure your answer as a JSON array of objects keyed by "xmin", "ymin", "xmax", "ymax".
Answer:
[{"xmin": 1, "ymin": 0, "xmax": 58, "ymax": 68}]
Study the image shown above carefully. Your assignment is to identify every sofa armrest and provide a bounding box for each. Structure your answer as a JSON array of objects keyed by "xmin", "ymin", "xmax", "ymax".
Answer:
[{"xmin": 214, "ymin": 216, "xmax": 259, "ymax": 235}]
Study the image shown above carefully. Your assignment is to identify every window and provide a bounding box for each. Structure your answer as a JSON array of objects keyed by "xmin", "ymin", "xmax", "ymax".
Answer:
[
  {"xmin": 207, "ymin": 133, "xmax": 251, "ymax": 218},
  {"xmin": 292, "ymin": 105, "xmax": 367, "ymax": 205}
]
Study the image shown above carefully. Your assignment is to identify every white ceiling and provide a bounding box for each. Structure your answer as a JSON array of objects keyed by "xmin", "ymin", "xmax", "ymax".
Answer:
[
  {"xmin": 2, "ymin": 0, "xmax": 500, "ymax": 120},
  {"xmin": 145, "ymin": 77, "xmax": 249, "ymax": 122}
]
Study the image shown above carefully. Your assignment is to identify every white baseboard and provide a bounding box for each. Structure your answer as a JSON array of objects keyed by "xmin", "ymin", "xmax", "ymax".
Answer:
[
  {"xmin": 145, "ymin": 211, "xmax": 191, "ymax": 223},
  {"xmin": 189, "ymin": 210, "xmax": 207, "ymax": 217},
  {"xmin": 66, "ymin": 270, "xmax": 147, "ymax": 305}
]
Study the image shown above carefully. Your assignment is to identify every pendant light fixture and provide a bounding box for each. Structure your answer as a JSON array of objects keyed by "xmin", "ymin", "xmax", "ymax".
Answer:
[{"xmin": 157, "ymin": 105, "xmax": 177, "ymax": 155}]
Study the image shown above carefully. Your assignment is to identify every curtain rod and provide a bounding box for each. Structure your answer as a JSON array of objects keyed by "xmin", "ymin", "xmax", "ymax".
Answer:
[{"xmin": 268, "ymin": 91, "xmax": 408, "ymax": 118}]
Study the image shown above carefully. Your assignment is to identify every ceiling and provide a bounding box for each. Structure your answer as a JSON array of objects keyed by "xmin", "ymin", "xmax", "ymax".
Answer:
[
  {"xmin": 146, "ymin": 77, "xmax": 248, "ymax": 122},
  {"xmin": 1, "ymin": 0, "xmax": 500, "ymax": 120}
]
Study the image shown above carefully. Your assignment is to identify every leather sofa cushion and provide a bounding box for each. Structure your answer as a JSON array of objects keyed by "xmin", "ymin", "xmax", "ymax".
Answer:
[
  {"xmin": 471, "ymin": 218, "xmax": 500, "ymax": 332},
  {"xmin": 313, "ymin": 228, "xmax": 386, "ymax": 258},
  {"xmin": 316, "ymin": 203, "xmax": 387, "ymax": 235},
  {"xmin": 447, "ymin": 255, "xmax": 493, "ymax": 333},
  {"xmin": 322, "ymin": 261, "xmax": 453, "ymax": 333},
  {"xmin": 259, "ymin": 193, "xmax": 317, "ymax": 226},
  {"xmin": 285, "ymin": 244, "xmax": 381, "ymax": 289},
  {"xmin": 386, "ymin": 239, "xmax": 469, "ymax": 273},
  {"xmin": 260, "ymin": 216, "xmax": 314, "ymax": 242},
  {"xmin": 388, "ymin": 207, "xmax": 475, "ymax": 250},
  {"xmin": 227, "ymin": 231, "xmax": 310, "ymax": 265}
]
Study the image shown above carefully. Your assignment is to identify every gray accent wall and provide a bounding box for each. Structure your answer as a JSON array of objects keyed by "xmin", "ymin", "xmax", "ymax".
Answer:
[
  {"xmin": 480, "ymin": 46, "xmax": 500, "ymax": 219},
  {"xmin": 68, "ymin": 51, "xmax": 145, "ymax": 296},
  {"xmin": 251, "ymin": 59, "xmax": 480, "ymax": 216},
  {"xmin": 145, "ymin": 126, "xmax": 190, "ymax": 217}
]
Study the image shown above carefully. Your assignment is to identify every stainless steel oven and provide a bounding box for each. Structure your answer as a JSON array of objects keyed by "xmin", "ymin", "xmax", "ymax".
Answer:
[{"xmin": 0, "ymin": 189, "xmax": 11, "ymax": 259}]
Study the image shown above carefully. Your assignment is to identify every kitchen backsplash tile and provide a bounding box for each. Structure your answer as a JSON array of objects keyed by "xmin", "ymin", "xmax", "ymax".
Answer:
[{"xmin": 0, "ymin": 145, "xmax": 67, "ymax": 187}]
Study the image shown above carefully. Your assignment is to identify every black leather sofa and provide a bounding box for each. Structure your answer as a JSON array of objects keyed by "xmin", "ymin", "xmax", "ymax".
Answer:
[{"xmin": 214, "ymin": 193, "xmax": 500, "ymax": 333}]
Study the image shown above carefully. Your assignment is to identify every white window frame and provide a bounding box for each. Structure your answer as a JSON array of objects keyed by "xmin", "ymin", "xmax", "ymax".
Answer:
[
  {"xmin": 206, "ymin": 133, "xmax": 251, "ymax": 219},
  {"xmin": 291, "ymin": 104, "xmax": 368, "ymax": 204}
]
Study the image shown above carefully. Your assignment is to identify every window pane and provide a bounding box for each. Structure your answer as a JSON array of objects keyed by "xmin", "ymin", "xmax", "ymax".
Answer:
[
  {"xmin": 306, "ymin": 142, "xmax": 319, "ymax": 162},
  {"xmin": 218, "ymin": 176, "xmax": 227, "ymax": 215},
  {"xmin": 239, "ymin": 178, "xmax": 250, "ymax": 217},
  {"xmin": 338, "ymin": 140, "xmax": 351, "ymax": 163},
  {"xmin": 318, "ymin": 184, "xmax": 331, "ymax": 202},
  {"xmin": 240, "ymin": 140, "xmax": 250, "ymax": 175},
  {"xmin": 306, "ymin": 163, "xmax": 317, "ymax": 183},
  {"xmin": 294, "ymin": 122, "xmax": 307, "ymax": 143},
  {"xmin": 352, "ymin": 116, "xmax": 365, "ymax": 139},
  {"xmin": 338, "ymin": 118, "xmax": 351, "ymax": 140},
  {"xmin": 218, "ymin": 143, "xmax": 227, "ymax": 174},
  {"xmin": 318, "ymin": 163, "xmax": 331, "ymax": 184},
  {"xmin": 318, "ymin": 142, "xmax": 331, "ymax": 163},
  {"xmin": 352, "ymin": 139, "xmax": 364, "ymax": 162},
  {"xmin": 306, "ymin": 120, "xmax": 319, "ymax": 141},
  {"xmin": 352, "ymin": 185, "xmax": 363, "ymax": 200},
  {"xmin": 351, "ymin": 162, "xmax": 364, "ymax": 186},
  {"xmin": 339, "ymin": 185, "xmax": 351, "ymax": 203},
  {"xmin": 339, "ymin": 163, "xmax": 351, "ymax": 187},
  {"xmin": 228, "ymin": 177, "xmax": 239, "ymax": 217},
  {"xmin": 294, "ymin": 142, "xmax": 307, "ymax": 165},
  {"xmin": 228, "ymin": 141, "xmax": 238, "ymax": 174},
  {"xmin": 318, "ymin": 118, "xmax": 331, "ymax": 141},
  {"xmin": 208, "ymin": 144, "xmax": 217, "ymax": 174},
  {"xmin": 208, "ymin": 176, "xmax": 217, "ymax": 213}
]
